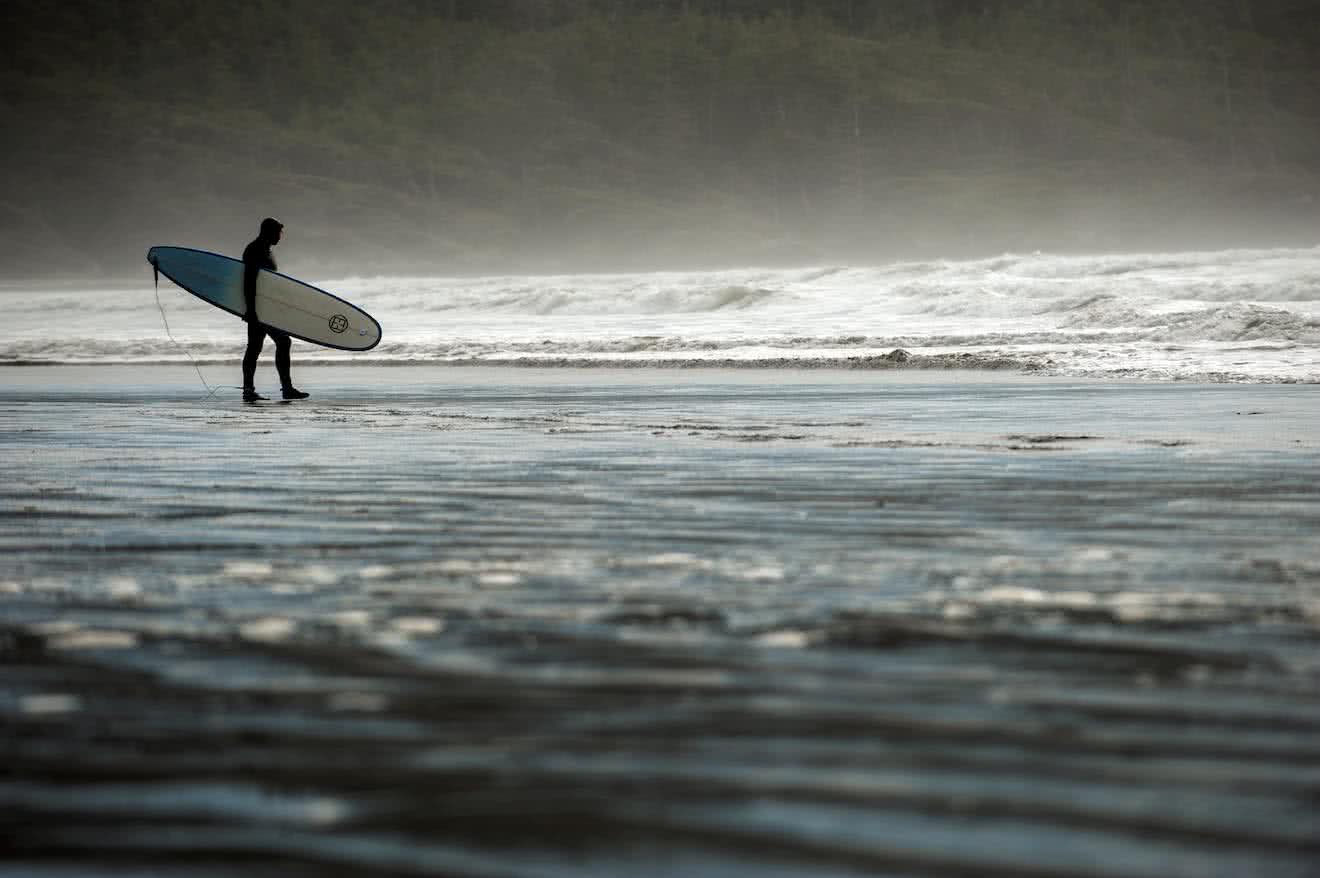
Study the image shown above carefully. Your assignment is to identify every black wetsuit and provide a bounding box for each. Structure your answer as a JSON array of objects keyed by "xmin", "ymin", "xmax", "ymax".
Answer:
[{"xmin": 241, "ymin": 234, "xmax": 292, "ymax": 390}]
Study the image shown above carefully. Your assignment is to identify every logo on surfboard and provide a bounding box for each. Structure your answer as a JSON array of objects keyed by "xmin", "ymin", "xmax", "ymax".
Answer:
[{"xmin": 328, "ymin": 314, "xmax": 348, "ymax": 333}]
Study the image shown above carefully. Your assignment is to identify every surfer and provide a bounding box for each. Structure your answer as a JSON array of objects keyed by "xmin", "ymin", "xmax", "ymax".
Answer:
[{"xmin": 241, "ymin": 218, "xmax": 308, "ymax": 401}]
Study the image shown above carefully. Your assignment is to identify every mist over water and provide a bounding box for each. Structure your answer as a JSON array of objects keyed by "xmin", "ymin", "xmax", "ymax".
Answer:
[
  {"xmin": 4, "ymin": 1, "xmax": 1320, "ymax": 277},
  {"xmin": 5, "ymin": 246, "xmax": 1319, "ymax": 382}
]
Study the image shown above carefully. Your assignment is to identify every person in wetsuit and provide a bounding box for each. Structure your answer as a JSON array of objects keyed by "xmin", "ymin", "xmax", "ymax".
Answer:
[{"xmin": 241, "ymin": 217, "xmax": 308, "ymax": 401}]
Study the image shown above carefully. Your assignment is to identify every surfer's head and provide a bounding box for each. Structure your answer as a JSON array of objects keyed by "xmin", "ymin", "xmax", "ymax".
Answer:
[{"xmin": 260, "ymin": 217, "xmax": 284, "ymax": 245}]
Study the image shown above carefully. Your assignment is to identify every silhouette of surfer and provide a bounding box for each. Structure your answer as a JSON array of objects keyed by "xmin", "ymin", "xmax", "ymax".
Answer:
[{"xmin": 241, "ymin": 218, "xmax": 308, "ymax": 401}]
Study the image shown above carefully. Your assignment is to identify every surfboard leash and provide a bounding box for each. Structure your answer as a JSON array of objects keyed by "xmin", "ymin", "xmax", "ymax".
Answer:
[{"xmin": 150, "ymin": 255, "xmax": 230, "ymax": 401}]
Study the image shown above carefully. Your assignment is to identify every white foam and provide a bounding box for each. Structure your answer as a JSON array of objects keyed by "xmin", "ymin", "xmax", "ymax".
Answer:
[
  {"xmin": 223, "ymin": 561, "xmax": 275, "ymax": 580},
  {"xmin": 19, "ymin": 693, "xmax": 82, "ymax": 715},
  {"xmin": 390, "ymin": 616, "xmax": 444, "ymax": 635},
  {"xmin": 6, "ymin": 246, "xmax": 1319, "ymax": 381},
  {"xmin": 46, "ymin": 630, "xmax": 139, "ymax": 651},
  {"xmin": 331, "ymin": 610, "xmax": 372, "ymax": 629},
  {"xmin": 477, "ymin": 572, "xmax": 521, "ymax": 587},
  {"xmin": 239, "ymin": 616, "xmax": 296, "ymax": 642},
  {"xmin": 756, "ymin": 629, "xmax": 812, "ymax": 648}
]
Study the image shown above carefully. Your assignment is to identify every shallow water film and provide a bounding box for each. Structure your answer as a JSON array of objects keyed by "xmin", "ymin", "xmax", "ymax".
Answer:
[{"xmin": 3, "ymin": 369, "xmax": 1319, "ymax": 877}]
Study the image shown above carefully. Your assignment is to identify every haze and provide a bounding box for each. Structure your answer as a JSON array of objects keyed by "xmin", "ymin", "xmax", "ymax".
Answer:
[{"xmin": 4, "ymin": 0, "xmax": 1319, "ymax": 279}]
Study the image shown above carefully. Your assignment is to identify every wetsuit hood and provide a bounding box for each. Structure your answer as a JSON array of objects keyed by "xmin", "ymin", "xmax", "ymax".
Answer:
[{"xmin": 259, "ymin": 217, "xmax": 284, "ymax": 244}]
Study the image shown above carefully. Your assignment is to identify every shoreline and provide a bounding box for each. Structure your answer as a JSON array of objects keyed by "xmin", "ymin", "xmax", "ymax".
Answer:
[
  {"xmin": 5, "ymin": 364, "xmax": 1318, "ymax": 451},
  {"xmin": 3, "ymin": 358, "xmax": 1315, "ymax": 385}
]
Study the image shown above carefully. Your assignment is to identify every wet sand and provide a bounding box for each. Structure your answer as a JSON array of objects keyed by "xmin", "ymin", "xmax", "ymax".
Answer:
[{"xmin": 3, "ymin": 366, "xmax": 1319, "ymax": 877}]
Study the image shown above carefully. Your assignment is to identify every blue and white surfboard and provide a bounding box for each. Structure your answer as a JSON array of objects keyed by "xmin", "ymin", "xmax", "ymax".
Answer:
[{"xmin": 147, "ymin": 246, "xmax": 381, "ymax": 351}]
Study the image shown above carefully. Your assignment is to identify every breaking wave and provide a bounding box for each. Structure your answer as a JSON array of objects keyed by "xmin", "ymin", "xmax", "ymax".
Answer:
[{"xmin": 3, "ymin": 246, "xmax": 1319, "ymax": 381}]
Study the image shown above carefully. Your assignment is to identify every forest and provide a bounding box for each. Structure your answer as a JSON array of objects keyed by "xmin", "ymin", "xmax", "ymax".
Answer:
[{"xmin": 4, "ymin": 0, "xmax": 1319, "ymax": 277}]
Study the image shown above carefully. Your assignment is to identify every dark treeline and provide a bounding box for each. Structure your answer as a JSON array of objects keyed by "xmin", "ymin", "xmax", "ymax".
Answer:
[{"xmin": 4, "ymin": 0, "xmax": 1319, "ymax": 277}]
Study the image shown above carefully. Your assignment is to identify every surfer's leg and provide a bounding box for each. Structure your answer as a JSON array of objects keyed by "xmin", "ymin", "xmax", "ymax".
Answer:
[
  {"xmin": 242, "ymin": 322, "xmax": 266, "ymax": 390},
  {"xmin": 270, "ymin": 330, "xmax": 307, "ymax": 399},
  {"xmin": 270, "ymin": 331, "xmax": 308, "ymax": 399},
  {"xmin": 272, "ymin": 330, "xmax": 293, "ymax": 389}
]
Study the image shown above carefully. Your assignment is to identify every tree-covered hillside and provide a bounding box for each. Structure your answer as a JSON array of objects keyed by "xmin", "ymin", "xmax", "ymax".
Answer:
[{"xmin": 4, "ymin": 0, "xmax": 1319, "ymax": 277}]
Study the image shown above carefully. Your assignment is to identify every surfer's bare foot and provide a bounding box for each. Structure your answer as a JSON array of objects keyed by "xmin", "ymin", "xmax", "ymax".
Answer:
[
  {"xmin": 242, "ymin": 388, "xmax": 267, "ymax": 402},
  {"xmin": 282, "ymin": 387, "xmax": 309, "ymax": 400}
]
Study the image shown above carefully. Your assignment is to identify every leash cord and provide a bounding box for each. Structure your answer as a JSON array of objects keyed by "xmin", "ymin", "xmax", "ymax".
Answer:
[{"xmin": 152, "ymin": 260, "xmax": 229, "ymax": 400}]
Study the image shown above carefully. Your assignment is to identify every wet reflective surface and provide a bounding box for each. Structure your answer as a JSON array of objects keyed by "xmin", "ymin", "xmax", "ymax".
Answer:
[{"xmin": 3, "ymin": 368, "xmax": 1319, "ymax": 876}]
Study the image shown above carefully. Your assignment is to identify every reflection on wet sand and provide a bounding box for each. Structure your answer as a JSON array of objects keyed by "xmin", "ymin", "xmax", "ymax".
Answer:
[{"xmin": 2, "ymin": 369, "xmax": 1319, "ymax": 876}]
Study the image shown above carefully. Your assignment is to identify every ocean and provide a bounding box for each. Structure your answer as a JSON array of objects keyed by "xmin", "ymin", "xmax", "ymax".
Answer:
[
  {"xmin": 2, "ymin": 248, "xmax": 1319, "ymax": 876},
  {"xmin": 4, "ymin": 246, "xmax": 1319, "ymax": 382}
]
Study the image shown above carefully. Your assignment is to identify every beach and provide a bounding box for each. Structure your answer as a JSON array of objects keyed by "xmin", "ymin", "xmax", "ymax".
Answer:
[
  {"xmin": 3, "ymin": 365, "xmax": 1319, "ymax": 876},
  {"xmin": 10, "ymin": 0, "xmax": 1320, "ymax": 867}
]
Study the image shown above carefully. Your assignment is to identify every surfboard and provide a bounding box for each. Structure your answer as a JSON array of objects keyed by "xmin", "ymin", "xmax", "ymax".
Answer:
[{"xmin": 146, "ymin": 246, "xmax": 381, "ymax": 351}]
